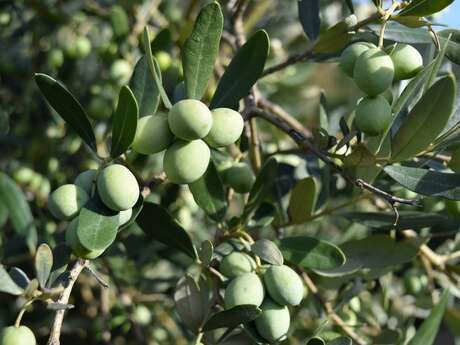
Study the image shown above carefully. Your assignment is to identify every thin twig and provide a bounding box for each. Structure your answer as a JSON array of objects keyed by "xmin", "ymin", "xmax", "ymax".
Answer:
[
  {"xmin": 47, "ymin": 259, "xmax": 88, "ymax": 345},
  {"xmin": 301, "ymin": 271, "xmax": 368, "ymax": 345}
]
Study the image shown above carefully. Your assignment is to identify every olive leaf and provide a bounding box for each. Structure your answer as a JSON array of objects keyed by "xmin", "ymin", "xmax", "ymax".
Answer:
[
  {"xmin": 174, "ymin": 275, "xmax": 207, "ymax": 333},
  {"xmin": 251, "ymin": 239, "xmax": 284, "ymax": 266},
  {"xmin": 398, "ymin": 0, "xmax": 454, "ymax": 17},
  {"xmin": 110, "ymin": 5, "xmax": 129, "ymax": 38},
  {"xmin": 288, "ymin": 177, "xmax": 318, "ymax": 224},
  {"xmin": 35, "ymin": 243, "xmax": 53, "ymax": 288},
  {"xmin": 130, "ymin": 55, "xmax": 160, "ymax": 117},
  {"xmin": 298, "ymin": 0, "xmax": 321, "ymax": 41},
  {"xmin": 313, "ymin": 15, "xmax": 357, "ymax": 53},
  {"xmin": 203, "ymin": 305, "xmax": 262, "ymax": 331},
  {"xmin": 0, "ymin": 265, "xmax": 24, "ymax": 296}
]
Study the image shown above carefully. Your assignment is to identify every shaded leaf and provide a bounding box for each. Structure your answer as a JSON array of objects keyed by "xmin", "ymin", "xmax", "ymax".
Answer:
[
  {"xmin": 47, "ymin": 244, "xmax": 71, "ymax": 288},
  {"xmin": 35, "ymin": 243, "xmax": 53, "ymax": 288},
  {"xmin": 408, "ymin": 290, "xmax": 450, "ymax": 345},
  {"xmin": 203, "ymin": 305, "xmax": 262, "ymax": 331},
  {"xmin": 189, "ymin": 160, "xmax": 227, "ymax": 221},
  {"xmin": 385, "ymin": 165, "xmax": 460, "ymax": 200},
  {"xmin": 111, "ymin": 85, "xmax": 138, "ymax": 158},
  {"xmin": 391, "ymin": 75, "xmax": 456, "ymax": 162},
  {"xmin": 130, "ymin": 55, "xmax": 160, "ymax": 117},
  {"xmin": 314, "ymin": 15, "xmax": 357, "ymax": 53},
  {"xmin": 399, "ymin": 0, "xmax": 454, "ymax": 17},
  {"xmin": 199, "ymin": 240, "xmax": 213, "ymax": 266},
  {"xmin": 0, "ymin": 172, "xmax": 37, "ymax": 252},
  {"xmin": 76, "ymin": 197, "xmax": 119, "ymax": 251},
  {"xmin": 35, "ymin": 73, "xmax": 96, "ymax": 152},
  {"xmin": 316, "ymin": 235, "xmax": 421, "ymax": 277},
  {"xmin": 210, "ymin": 30, "xmax": 269, "ymax": 109},
  {"xmin": 252, "ymin": 239, "xmax": 284, "ymax": 266},
  {"xmin": 373, "ymin": 22, "xmax": 431, "ymax": 44},
  {"xmin": 243, "ymin": 158, "xmax": 278, "ymax": 220},
  {"xmin": 137, "ymin": 202, "xmax": 197, "ymax": 259},
  {"xmin": 183, "ymin": 2, "xmax": 223, "ymax": 99},
  {"xmin": 288, "ymin": 177, "xmax": 317, "ymax": 224},
  {"xmin": 439, "ymin": 29, "xmax": 460, "ymax": 65},
  {"xmin": 298, "ymin": 0, "xmax": 321, "ymax": 41},
  {"xmin": 8, "ymin": 267, "xmax": 30, "ymax": 290},
  {"xmin": 174, "ymin": 275, "xmax": 206, "ymax": 333},
  {"xmin": 0, "ymin": 265, "xmax": 24, "ymax": 295},
  {"xmin": 279, "ymin": 236, "xmax": 345, "ymax": 270},
  {"xmin": 329, "ymin": 337, "xmax": 352, "ymax": 345}
]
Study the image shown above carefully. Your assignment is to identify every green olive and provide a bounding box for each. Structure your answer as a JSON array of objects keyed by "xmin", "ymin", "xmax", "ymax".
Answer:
[
  {"xmin": 163, "ymin": 140, "xmax": 210, "ymax": 184},
  {"xmin": 448, "ymin": 148, "xmax": 460, "ymax": 173},
  {"xmin": 220, "ymin": 252, "xmax": 256, "ymax": 278},
  {"xmin": 255, "ymin": 298, "xmax": 290, "ymax": 343},
  {"xmin": 204, "ymin": 108, "xmax": 244, "ymax": 148},
  {"xmin": 388, "ymin": 44, "xmax": 423, "ymax": 80},
  {"xmin": 74, "ymin": 169, "xmax": 97, "ymax": 195},
  {"xmin": 119, "ymin": 208, "xmax": 132, "ymax": 226},
  {"xmin": 110, "ymin": 59, "xmax": 131, "ymax": 84},
  {"xmin": 48, "ymin": 49, "xmax": 64, "ymax": 69},
  {"xmin": 167, "ymin": 99, "xmax": 212, "ymax": 140},
  {"xmin": 353, "ymin": 48, "xmax": 395, "ymax": 96},
  {"xmin": 74, "ymin": 36, "xmax": 91, "ymax": 59},
  {"xmin": 339, "ymin": 42, "xmax": 376, "ymax": 77},
  {"xmin": 355, "ymin": 95, "xmax": 392, "ymax": 136},
  {"xmin": 131, "ymin": 115, "xmax": 173, "ymax": 155},
  {"xmin": 0, "ymin": 326, "xmax": 36, "ymax": 345},
  {"xmin": 65, "ymin": 218, "xmax": 105, "ymax": 259},
  {"xmin": 97, "ymin": 164, "xmax": 139, "ymax": 211},
  {"xmin": 381, "ymin": 89, "xmax": 394, "ymax": 105},
  {"xmin": 48, "ymin": 184, "xmax": 89, "ymax": 220},
  {"xmin": 155, "ymin": 51, "xmax": 172, "ymax": 71},
  {"xmin": 222, "ymin": 163, "xmax": 255, "ymax": 194},
  {"xmin": 263, "ymin": 265, "xmax": 304, "ymax": 306},
  {"xmin": 224, "ymin": 273, "xmax": 265, "ymax": 309}
]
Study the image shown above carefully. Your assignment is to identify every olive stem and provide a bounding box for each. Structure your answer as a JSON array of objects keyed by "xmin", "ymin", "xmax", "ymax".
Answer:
[
  {"xmin": 194, "ymin": 332, "xmax": 204, "ymax": 345},
  {"xmin": 14, "ymin": 298, "xmax": 35, "ymax": 328}
]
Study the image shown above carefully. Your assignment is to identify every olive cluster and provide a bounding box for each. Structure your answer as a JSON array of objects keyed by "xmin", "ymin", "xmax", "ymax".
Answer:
[
  {"xmin": 48, "ymin": 164, "xmax": 139, "ymax": 259},
  {"xmin": 131, "ymin": 99, "xmax": 244, "ymax": 184},
  {"xmin": 340, "ymin": 42, "xmax": 423, "ymax": 136},
  {"xmin": 219, "ymin": 251, "xmax": 304, "ymax": 343}
]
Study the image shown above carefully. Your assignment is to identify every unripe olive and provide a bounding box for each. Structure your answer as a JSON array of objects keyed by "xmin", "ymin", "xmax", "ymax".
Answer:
[
  {"xmin": 224, "ymin": 273, "xmax": 265, "ymax": 309},
  {"xmin": 222, "ymin": 163, "xmax": 255, "ymax": 194},
  {"xmin": 110, "ymin": 59, "xmax": 131, "ymax": 84},
  {"xmin": 88, "ymin": 97, "xmax": 111, "ymax": 120},
  {"xmin": 255, "ymin": 298, "xmax": 290, "ymax": 344},
  {"xmin": 48, "ymin": 49, "xmax": 64, "ymax": 69},
  {"xmin": 0, "ymin": 326, "xmax": 36, "ymax": 345},
  {"xmin": 119, "ymin": 208, "xmax": 132, "ymax": 226},
  {"xmin": 339, "ymin": 42, "xmax": 376, "ymax": 77},
  {"xmin": 97, "ymin": 164, "xmax": 139, "ymax": 211},
  {"xmin": 12, "ymin": 167, "xmax": 34, "ymax": 184},
  {"xmin": 388, "ymin": 44, "xmax": 423, "ymax": 80},
  {"xmin": 48, "ymin": 184, "xmax": 89, "ymax": 220},
  {"xmin": 353, "ymin": 48, "xmax": 395, "ymax": 96},
  {"xmin": 220, "ymin": 252, "xmax": 256, "ymax": 278},
  {"xmin": 446, "ymin": 200, "xmax": 460, "ymax": 217},
  {"xmin": 133, "ymin": 305, "xmax": 152, "ymax": 325},
  {"xmin": 155, "ymin": 51, "xmax": 172, "ymax": 71},
  {"xmin": 167, "ymin": 99, "xmax": 212, "ymax": 140},
  {"xmin": 448, "ymin": 148, "xmax": 460, "ymax": 173},
  {"xmin": 74, "ymin": 36, "xmax": 91, "ymax": 59},
  {"xmin": 74, "ymin": 169, "xmax": 97, "ymax": 195},
  {"xmin": 263, "ymin": 265, "xmax": 304, "ymax": 306},
  {"xmin": 131, "ymin": 115, "xmax": 173, "ymax": 154},
  {"xmin": 65, "ymin": 218, "xmax": 105, "ymax": 259},
  {"xmin": 163, "ymin": 140, "xmax": 210, "ymax": 184},
  {"xmin": 355, "ymin": 95, "xmax": 392, "ymax": 136},
  {"xmin": 204, "ymin": 108, "xmax": 244, "ymax": 148}
]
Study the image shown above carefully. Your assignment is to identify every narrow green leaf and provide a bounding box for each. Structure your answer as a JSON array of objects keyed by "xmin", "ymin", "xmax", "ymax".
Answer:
[
  {"xmin": 279, "ymin": 236, "xmax": 346, "ymax": 270},
  {"xmin": 8, "ymin": 267, "xmax": 30, "ymax": 290},
  {"xmin": 35, "ymin": 73, "xmax": 97, "ymax": 152},
  {"xmin": 199, "ymin": 240, "xmax": 213, "ymax": 266},
  {"xmin": 137, "ymin": 202, "xmax": 197, "ymax": 259},
  {"xmin": 384, "ymin": 165, "xmax": 460, "ymax": 200},
  {"xmin": 130, "ymin": 55, "xmax": 160, "ymax": 117},
  {"xmin": 391, "ymin": 75, "xmax": 457, "ymax": 162},
  {"xmin": 183, "ymin": 2, "xmax": 223, "ymax": 99},
  {"xmin": 143, "ymin": 27, "xmax": 172, "ymax": 109},
  {"xmin": 424, "ymin": 35, "xmax": 451, "ymax": 91},
  {"xmin": 189, "ymin": 160, "xmax": 227, "ymax": 222},
  {"xmin": 111, "ymin": 85, "xmax": 138, "ymax": 158},
  {"xmin": 110, "ymin": 5, "xmax": 129, "ymax": 38},
  {"xmin": 399, "ymin": 0, "xmax": 454, "ymax": 17},
  {"xmin": 210, "ymin": 30, "xmax": 269, "ymax": 109},
  {"xmin": 242, "ymin": 158, "xmax": 278, "ymax": 220},
  {"xmin": 288, "ymin": 177, "xmax": 317, "ymax": 224},
  {"xmin": 373, "ymin": 22, "xmax": 432, "ymax": 44},
  {"xmin": 203, "ymin": 305, "xmax": 262, "ymax": 331},
  {"xmin": 35, "ymin": 243, "xmax": 53, "ymax": 288},
  {"xmin": 174, "ymin": 275, "xmax": 207, "ymax": 333},
  {"xmin": 298, "ymin": 0, "xmax": 321, "ymax": 41},
  {"xmin": 408, "ymin": 290, "xmax": 450, "ymax": 345},
  {"xmin": 0, "ymin": 265, "xmax": 24, "ymax": 295},
  {"xmin": 439, "ymin": 29, "xmax": 460, "ymax": 65},
  {"xmin": 76, "ymin": 197, "xmax": 119, "ymax": 251},
  {"xmin": 343, "ymin": 211, "xmax": 447, "ymax": 230},
  {"xmin": 0, "ymin": 172, "xmax": 37, "ymax": 252},
  {"xmin": 251, "ymin": 239, "xmax": 284, "ymax": 266},
  {"xmin": 313, "ymin": 15, "xmax": 357, "ymax": 53}
]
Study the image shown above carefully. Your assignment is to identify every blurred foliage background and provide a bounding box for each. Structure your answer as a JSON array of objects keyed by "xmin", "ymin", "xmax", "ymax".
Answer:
[{"xmin": 1, "ymin": 0, "xmax": 460, "ymax": 344}]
